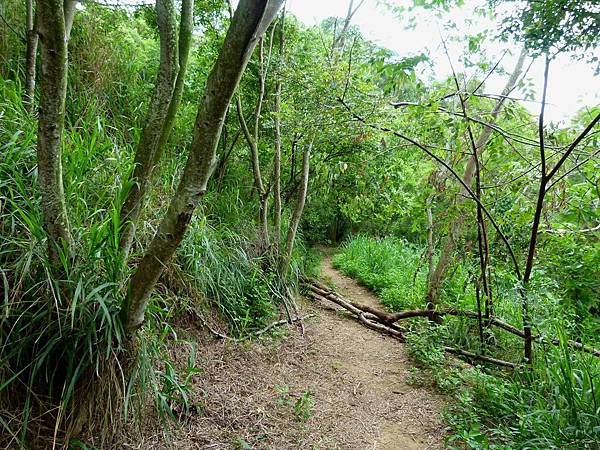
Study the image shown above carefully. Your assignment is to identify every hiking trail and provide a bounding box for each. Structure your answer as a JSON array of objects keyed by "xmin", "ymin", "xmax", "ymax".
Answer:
[{"xmin": 143, "ymin": 253, "xmax": 446, "ymax": 449}]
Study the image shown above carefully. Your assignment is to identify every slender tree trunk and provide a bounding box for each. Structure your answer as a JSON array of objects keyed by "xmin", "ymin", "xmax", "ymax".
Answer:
[
  {"xmin": 119, "ymin": 0, "xmax": 180, "ymax": 259},
  {"xmin": 426, "ymin": 191, "xmax": 434, "ymax": 284},
  {"xmin": 331, "ymin": 0, "xmax": 365, "ymax": 53},
  {"xmin": 236, "ymin": 94, "xmax": 270, "ymax": 247},
  {"xmin": 24, "ymin": 0, "xmax": 38, "ymax": 113},
  {"xmin": 259, "ymin": 191, "xmax": 269, "ymax": 246},
  {"xmin": 236, "ymin": 95, "xmax": 264, "ymax": 194},
  {"xmin": 122, "ymin": 0, "xmax": 284, "ymax": 335},
  {"xmin": 236, "ymin": 30, "xmax": 277, "ymax": 249},
  {"xmin": 216, "ymin": 132, "xmax": 241, "ymax": 191},
  {"xmin": 36, "ymin": 0, "xmax": 74, "ymax": 268},
  {"xmin": 155, "ymin": 0, "xmax": 195, "ymax": 158},
  {"xmin": 272, "ymin": 8, "xmax": 285, "ymax": 254},
  {"xmin": 283, "ymin": 140, "xmax": 311, "ymax": 267},
  {"xmin": 215, "ymin": 127, "xmax": 241, "ymax": 192},
  {"xmin": 425, "ymin": 50, "xmax": 527, "ymax": 308},
  {"xmin": 518, "ymin": 58, "xmax": 600, "ymax": 363},
  {"xmin": 473, "ymin": 126, "xmax": 493, "ymax": 345},
  {"xmin": 290, "ymin": 136, "xmax": 297, "ymax": 185},
  {"xmin": 521, "ymin": 55, "xmax": 550, "ymax": 364}
]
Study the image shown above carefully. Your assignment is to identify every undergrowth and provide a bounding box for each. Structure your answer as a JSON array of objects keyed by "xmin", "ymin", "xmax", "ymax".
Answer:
[{"xmin": 0, "ymin": 72, "xmax": 314, "ymax": 447}]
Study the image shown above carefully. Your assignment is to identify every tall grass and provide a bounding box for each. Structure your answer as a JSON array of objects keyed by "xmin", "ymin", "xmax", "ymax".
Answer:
[
  {"xmin": 0, "ymin": 72, "xmax": 316, "ymax": 445},
  {"xmin": 178, "ymin": 219, "xmax": 277, "ymax": 336},
  {"xmin": 0, "ymin": 76, "xmax": 183, "ymax": 446},
  {"xmin": 332, "ymin": 234, "xmax": 456, "ymax": 310},
  {"xmin": 0, "ymin": 76, "xmax": 130, "ymax": 446},
  {"xmin": 445, "ymin": 340, "xmax": 600, "ymax": 449}
]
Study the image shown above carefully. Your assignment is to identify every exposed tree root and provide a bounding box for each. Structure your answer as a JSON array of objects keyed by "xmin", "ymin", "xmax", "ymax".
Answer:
[
  {"xmin": 254, "ymin": 314, "xmax": 316, "ymax": 336},
  {"xmin": 199, "ymin": 311, "xmax": 313, "ymax": 341}
]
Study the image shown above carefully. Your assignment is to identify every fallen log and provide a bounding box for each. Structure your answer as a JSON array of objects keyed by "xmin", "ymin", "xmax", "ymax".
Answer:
[
  {"xmin": 349, "ymin": 300, "xmax": 399, "ymax": 324},
  {"xmin": 306, "ymin": 290, "xmax": 405, "ymax": 340},
  {"xmin": 541, "ymin": 337, "xmax": 600, "ymax": 358},
  {"xmin": 358, "ymin": 313, "xmax": 405, "ymax": 340},
  {"xmin": 306, "ymin": 286, "xmax": 367, "ymax": 317},
  {"xmin": 303, "ymin": 279, "xmax": 600, "ymax": 359},
  {"xmin": 305, "ymin": 280, "xmax": 516, "ymax": 335},
  {"xmin": 306, "ymin": 285, "xmax": 406, "ymax": 332},
  {"xmin": 389, "ymin": 308, "xmax": 525, "ymax": 339}
]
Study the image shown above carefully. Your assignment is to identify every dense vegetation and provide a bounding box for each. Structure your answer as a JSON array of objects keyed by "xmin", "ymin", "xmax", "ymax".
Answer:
[
  {"xmin": 334, "ymin": 236, "xmax": 600, "ymax": 448},
  {"xmin": 0, "ymin": 0, "xmax": 598, "ymax": 448}
]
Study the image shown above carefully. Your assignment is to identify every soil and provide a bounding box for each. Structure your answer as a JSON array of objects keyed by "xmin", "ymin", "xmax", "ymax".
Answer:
[{"xmin": 135, "ymin": 253, "xmax": 446, "ymax": 449}]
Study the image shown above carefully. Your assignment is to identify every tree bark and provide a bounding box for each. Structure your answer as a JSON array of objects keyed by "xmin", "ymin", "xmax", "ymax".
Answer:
[
  {"xmin": 63, "ymin": 0, "xmax": 77, "ymax": 39},
  {"xmin": 155, "ymin": 0, "xmax": 195, "ymax": 158},
  {"xmin": 236, "ymin": 94, "xmax": 270, "ymax": 247},
  {"xmin": 235, "ymin": 29, "xmax": 277, "ymax": 249},
  {"xmin": 521, "ymin": 55, "xmax": 550, "ymax": 363},
  {"xmin": 283, "ymin": 140, "xmax": 311, "ymax": 267},
  {"xmin": 36, "ymin": 0, "xmax": 74, "ymax": 268},
  {"xmin": 425, "ymin": 49, "xmax": 527, "ymax": 308},
  {"xmin": 122, "ymin": 0, "xmax": 284, "ymax": 335},
  {"xmin": 272, "ymin": 8, "xmax": 285, "ymax": 254},
  {"xmin": 24, "ymin": 0, "xmax": 38, "ymax": 113},
  {"xmin": 119, "ymin": 0, "xmax": 179, "ymax": 259},
  {"xmin": 425, "ymin": 191, "xmax": 434, "ymax": 284}
]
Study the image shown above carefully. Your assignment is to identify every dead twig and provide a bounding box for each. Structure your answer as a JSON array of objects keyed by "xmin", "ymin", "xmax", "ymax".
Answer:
[{"xmin": 444, "ymin": 347, "xmax": 517, "ymax": 369}]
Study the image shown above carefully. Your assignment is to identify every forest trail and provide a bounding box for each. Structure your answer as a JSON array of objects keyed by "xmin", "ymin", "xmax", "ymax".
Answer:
[
  {"xmin": 311, "ymin": 253, "xmax": 446, "ymax": 449},
  {"xmin": 148, "ymin": 253, "xmax": 446, "ymax": 449}
]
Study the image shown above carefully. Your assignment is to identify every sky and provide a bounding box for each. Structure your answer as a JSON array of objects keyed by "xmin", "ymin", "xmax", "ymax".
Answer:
[{"xmin": 286, "ymin": 0, "xmax": 600, "ymax": 124}]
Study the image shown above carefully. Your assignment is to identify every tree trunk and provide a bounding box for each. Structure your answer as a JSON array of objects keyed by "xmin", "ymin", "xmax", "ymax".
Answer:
[
  {"xmin": 425, "ymin": 50, "xmax": 527, "ymax": 308},
  {"xmin": 272, "ymin": 9, "xmax": 285, "ymax": 254},
  {"xmin": 36, "ymin": 0, "xmax": 74, "ymax": 268},
  {"xmin": 256, "ymin": 39, "xmax": 269, "ymax": 248},
  {"xmin": 122, "ymin": 0, "xmax": 284, "ymax": 335},
  {"xmin": 215, "ymin": 126, "xmax": 241, "ymax": 192},
  {"xmin": 236, "ymin": 95, "xmax": 270, "ymax": 247},
  {"xmin": 235, "ymin": 32, "xmax": 276, "ymax": 249},
  {"xmin": 24, "ymin": 0, "xmax": 38, "ymax": 113},
  {"xmin": 155, "ymin": 0, "xmax": 195, "ymax": 158},
  {"xmin": 119, "ymin": 0, "xmax": 180, "ymax": 259},
  {"xmin": 425, "ymin": 191, "xmax": 434, "ymax": 284},
  {"xmin": 521, "ymin": 54, "xmax": 550, "ymax": 364},
  {"xmin": 283, "ymin": 140, "xmax": 311, "ymax": 268},
  {"xmin": 63, "ymin": 0, "xmax": 77, "ymax": 39}
]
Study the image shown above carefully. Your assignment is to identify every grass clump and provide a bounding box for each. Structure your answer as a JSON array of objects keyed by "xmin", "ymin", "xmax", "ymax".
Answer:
[
  {"xmin": 0, "ymin": 76, "xmax": 194, "ymax": 446},
  {"xmin": 445, "ymin": 342, "xmax": 600, "ymax": 449}
]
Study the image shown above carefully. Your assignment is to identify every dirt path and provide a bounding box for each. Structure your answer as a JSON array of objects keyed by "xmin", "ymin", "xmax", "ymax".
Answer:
[
  {"xmin": 140, "ymin": 254, "xmax": 446, "ymax": 449},
  {"xmin": 310, "ymin": 254, "xmax": 446, "ymax": 449}
]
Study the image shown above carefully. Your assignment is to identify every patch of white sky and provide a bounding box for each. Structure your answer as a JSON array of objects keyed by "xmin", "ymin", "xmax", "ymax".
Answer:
[{"xmin": 286, "ymin": 0, "xmax": 599, "ymax": 123}]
